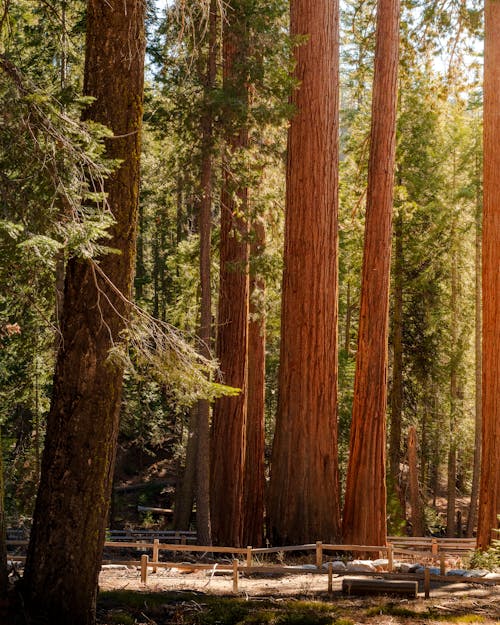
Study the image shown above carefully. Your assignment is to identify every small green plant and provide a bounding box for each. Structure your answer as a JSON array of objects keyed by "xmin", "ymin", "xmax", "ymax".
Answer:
[{"xmin": 109, "ymin": 611, "xmax": 135, "ymax": 625}]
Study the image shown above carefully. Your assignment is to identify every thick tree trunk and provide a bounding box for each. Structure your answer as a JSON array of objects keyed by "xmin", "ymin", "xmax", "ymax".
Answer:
[
  {"xmin": 408, "ymin": 426, "xmax": 425, "ymax": 536},
  {"xmin": 21, "ymin": 2, "xmax": 145, "ymax": 623},
  {"xmin": 390, "ymin": 210, "xmax": 404, "ymax": 484},
  {"xmin": 478, "ymin": 0, "xmax": 500, "ymax": 549},
  {"xmin": 268, "ymin": 0, "xmax": 341, "ymax": 545},
  {"xmin": 195, "ymin": 0, "xmax": 217, "ymax": 548},
  {"xmin": 243, "ymin": 219, "xmax": 266, "ymax": 548},
  {"xmin": 467, "ymin": 183, "xmax": 482, "ymax": 538},
  {"xmin": 342, "ymin": 0, "xmax": 400, "ymax": 547},
  {"xmin": 210, "ymin": 1, "xmax": 250, "ymax": 547}
]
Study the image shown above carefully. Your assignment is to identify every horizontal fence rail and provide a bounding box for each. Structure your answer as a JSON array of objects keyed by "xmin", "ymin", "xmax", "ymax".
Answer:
[{"xmin": 7, "ymin": 536, "xmax": 496, "ymax": 598}]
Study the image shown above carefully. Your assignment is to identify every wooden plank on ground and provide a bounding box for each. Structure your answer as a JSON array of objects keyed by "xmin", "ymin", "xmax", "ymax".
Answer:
[{"xmin": 342, "ymin": 576, "xmax": 418, "ymax": 597}]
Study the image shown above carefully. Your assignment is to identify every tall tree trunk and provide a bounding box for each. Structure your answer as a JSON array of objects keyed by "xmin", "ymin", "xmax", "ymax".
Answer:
[
  {"xmin": 447, "ymin": 252, "xmax": 458, "ymax": 538},
  {"xmin": 478, "ymin": 0, "xmax": 500, "ymax": 549},
  {"xmin": 390, "ymin": 209, "xmax": 404, "ymax": 484},
  {"xmin": 195, "ymin": 0, "xmax": 217, "ymax": 548},
  {"xmin": 342, "ymin": 0, "xmax": 400, "ymax": 547},
  {"xmin": 210, "ymin": 1, "xmax": 250, "ymax": 547},
  {"xmin": 268, "ymin": 0, "xmax": 341, "ymax": 545},
  {"xmin": 21, "ymin": 2, "xmax": 145, "ymax": 623},
  {"xmin": 173, "ymin": 405, "xmax": 198, "ymax": 531},
  {"xmin": 0, "ymin": 428, "xmax": 7, "ymax": 601},
  {"xmin": 243, "ymin": 219, "xmax": 266, "ymax": 548},
  {"xmin": 408, "ymin": 426, "xmax": 425, "ymax": 536},
  {"xmin": 467, "ymin": 174, "xmax": 482, "ymax": 538},
  {"xmin": 344, "ymin": 280, "xmax": 352, "ymax": 355}
]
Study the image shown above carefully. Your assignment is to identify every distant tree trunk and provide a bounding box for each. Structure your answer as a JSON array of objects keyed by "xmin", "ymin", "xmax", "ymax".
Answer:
[
  {"xmin": 268, "ymin": 0, "xmax": 341, "ymax": 545},
  {"xmin": 390, "ymin": 209, "xmax": 404, "ymax": 484},
  {"xmin": 210, "ymin": 1, "xmax": 250, "ymax": 547},
  {"xmin": 195, "ymin": 0, "xmax": 217, "ymax": 548},
  {"xmin": 408, "ymin": 426, "xmax": 424, "ymax": 536},
  {"xmin": 243, "ymin": 219, "xmax": 266, "ymax": 547},
  {"xmin": 173, "ymin": 405, "xmax": 198, "ymax": 531},
  {"xmin": 21, "ymin": 2, "xmax": 145, "ymax": 623},
  {"xmin": 342, "ymin": 0, "xmax": 400, "ymax": 548},
  {"xmin": 0, "ymin": 429, "xmax": 7, "ymax": 600},
  {"xmin": 479, "ymin": 0, "xmax": 500, "ymax": 550},
  {"xmin": 135, "ymin": 202, "xmax": 145, "ymax": 301},
  {"xmin": 344, "ymin": 280, "xmax": 352, "ymax": 355},
  {"xmin": 467, "ymin": 177, "xmax": 482, "ymax": 538},
  {"xmin": 447, "ymin": 253, "xmax": 458, "ymax": 538}
]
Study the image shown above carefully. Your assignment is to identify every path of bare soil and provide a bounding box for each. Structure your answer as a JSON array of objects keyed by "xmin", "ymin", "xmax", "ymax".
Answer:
[{"xmin": 97, "ymin": 567, "xmax": 500, "ymax": 625}]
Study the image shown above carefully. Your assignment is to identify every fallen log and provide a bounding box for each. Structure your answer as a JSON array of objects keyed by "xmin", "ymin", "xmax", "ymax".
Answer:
[{"xmin": 342, "ymin": 576, "xmax": 418, "ymax": 597}]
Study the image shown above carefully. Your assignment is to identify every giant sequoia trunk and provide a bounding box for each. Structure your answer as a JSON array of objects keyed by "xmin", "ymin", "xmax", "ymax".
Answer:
[
  {"xmin": 268, "ymin": 0, "xmax": 341, "ymax": 545},
  {"xmin": 21, "ymin": 2, "xmax": 145, "ymax": 623},
  {"xmin": 342, "ymin": 0, "xmax": 400, "ymax": 547},
  {"xmin": 210, "ymin": 2, "xmax": 250, "ymax": 547},
  {"xmin": 478, "ymin": 0, "xmax": 500, "ymax": 549}
]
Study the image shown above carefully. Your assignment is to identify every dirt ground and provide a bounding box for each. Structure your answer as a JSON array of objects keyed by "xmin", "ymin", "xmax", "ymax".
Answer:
[{"xmin": 97, "ymin": 567, "xmax": 500, "ymax": 624}]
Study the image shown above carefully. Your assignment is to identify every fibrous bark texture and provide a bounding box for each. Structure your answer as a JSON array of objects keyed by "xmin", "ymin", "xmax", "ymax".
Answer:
[
  {"xmin": 21, "ymin": 2, "xmax": 145, "ymax": 623},
  {"xmin": 478, "ymin": 0, "xmax": 500, "ymax": 550},
  {"xmin": 342, "ymin": 0, "xmax": 400, "ymax": 547},
  {"xmin": 210, "ymin": 1, "xmax": 249, "ymax": 547},
  {"xmin": 268, "ymin": 0, "xmax": 341, "ymax": 545},
  {"xmin": 243, "ymin": 219, "xmax": 266, "ymax": 548}
]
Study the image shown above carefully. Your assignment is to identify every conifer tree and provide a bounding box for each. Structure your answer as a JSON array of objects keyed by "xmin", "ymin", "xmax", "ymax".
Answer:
[
  {"xmin": 21, "ymin": 1, "xmax": 146, "ymax": 622},
  {"xmin": 342, "ymin": 0, "xmax": 400, "ymax": 547},
  {"xmin": 268, "ymin": 0, "xmax": 341, "ymax": 545}
]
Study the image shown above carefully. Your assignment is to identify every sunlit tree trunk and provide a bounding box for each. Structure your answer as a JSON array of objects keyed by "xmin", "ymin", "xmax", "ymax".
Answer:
[
  {"xmin": 243, "ymin": 219, "xmax": 266, "ymax": 547},
  {"xmin": 21, "ymin": 2, "xmax": 145, "ymax": 622},
  {"xmin": 210, "ymin": 0, "xmax": 249, "ymax": 547},
  {"xmin": 268, "ymin": 0, "xmax": 341, "ymax": 545},
  {"xmin": 478, "ymin": 0, "xmax": 500, "ymax": 549},
  {"xmin": 342, "ymin": 0, "xmax": 400, "ymax": 547}
]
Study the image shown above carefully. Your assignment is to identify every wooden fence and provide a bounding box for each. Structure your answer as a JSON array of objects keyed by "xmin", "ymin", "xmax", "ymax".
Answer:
[{"xmin": 7, "ymin": 535, "xmax": 497, "ymax": 597}]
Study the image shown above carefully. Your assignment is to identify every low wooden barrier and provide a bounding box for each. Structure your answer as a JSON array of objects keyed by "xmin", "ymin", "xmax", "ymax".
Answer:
[{"xmin": 8, "ymin": 537, "xmax": 497, "ymax": 598}]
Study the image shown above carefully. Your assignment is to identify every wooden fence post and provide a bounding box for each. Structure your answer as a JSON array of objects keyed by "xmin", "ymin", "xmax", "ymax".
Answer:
[
  {"xmin": 327, "ymin": 561, "xmax": 333, "ymax": 595},
  {"xmin": 246, "ymin": 546, "xmax": 252, "ymax": 568},
  {"xmin": 424, "ymin": 567, "xmax": 430, "ymax": 599},
  {"xmin": 387, "ymin": 543, "xmax": 394, "ymax": 572},
  {"xmin": 431, "ymin": 538, "xmax": 438, "ymax": 556},
  {"xmin": 232, "ymin": 559, "xmax": 239, "ymax": 593},
  {"xmin": 141, "ymin": 554, "xmax": 149, "ymax": 585},
  {"xmin": 440, "ymin": 552, "xmax": 446, "ymax": 575},
  {"xmin": 153, "ymin": 538, "xmax": 159, "ymax": 573},
  {"xmin": 316, "ymin": 541, "xmax": 323, "ymax": 569}
]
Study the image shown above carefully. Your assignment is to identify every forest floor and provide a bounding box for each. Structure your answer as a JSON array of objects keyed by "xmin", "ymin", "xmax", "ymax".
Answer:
[{"xmin": 96, "ymin": 568, "xmax": 500, "ymax": 625}]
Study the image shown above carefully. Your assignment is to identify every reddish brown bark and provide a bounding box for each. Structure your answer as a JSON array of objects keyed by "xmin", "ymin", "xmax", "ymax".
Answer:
[
  {"xmin": 342, "ymin": 0, "xmax": 400, "ymax": 547},
  {"xmin": 21, "ymin": 2, "xmax": 145, "ymax": 623},
  {"xmin": 268, "ymin": 0, "xmax": 341, "ymax": 545},
  {"xmin": 210, "ymin": 1, "xmax": 249, "ymax": 547},
  {"xmin": 243, "ymin": 219, "xmax": 266, "ymax": 547},
  {"xmin": 478, "ymin": 0, "xmax": 500, "ymax": 550}
]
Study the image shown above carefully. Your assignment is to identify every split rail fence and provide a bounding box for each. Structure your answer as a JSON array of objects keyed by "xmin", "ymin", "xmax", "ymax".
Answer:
[{"xmin": 6, "ymin": 534, "xmax": 498, "ymax": 597}]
